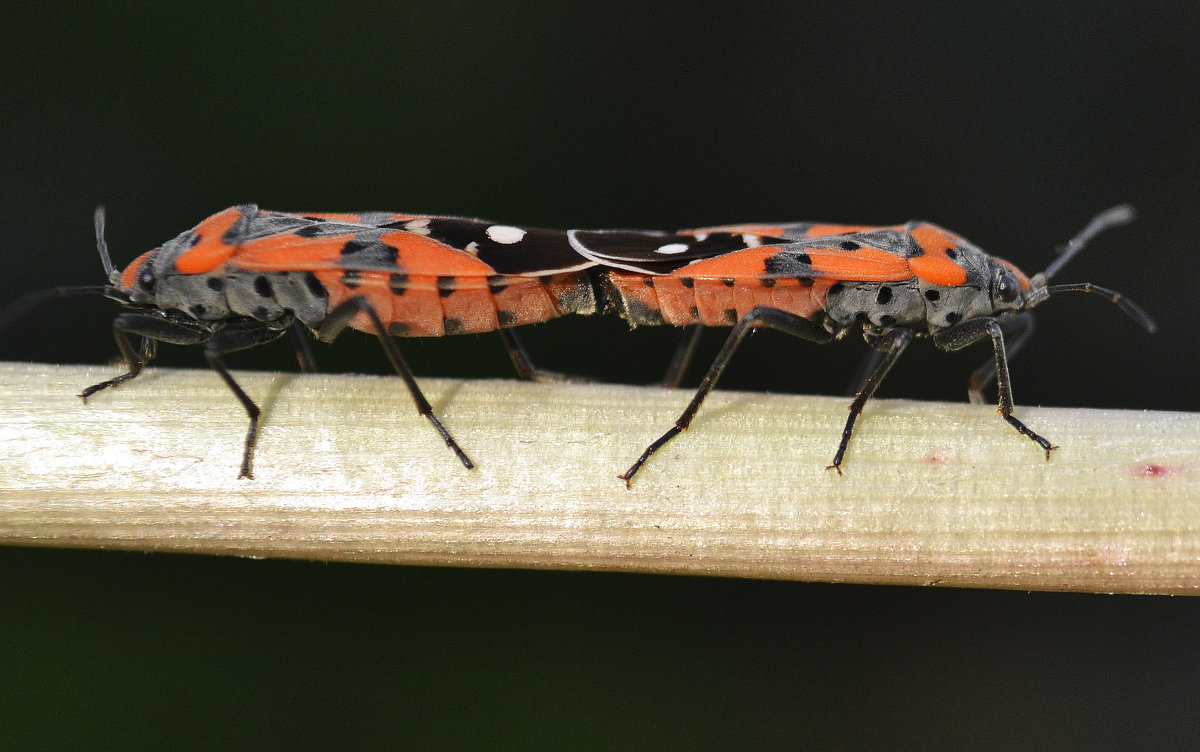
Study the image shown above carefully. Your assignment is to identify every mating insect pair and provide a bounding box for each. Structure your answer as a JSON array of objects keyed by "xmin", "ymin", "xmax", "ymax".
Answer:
[{"xmin": 1, "ymin": 204, "xmax": 1155, "ymax": 485}]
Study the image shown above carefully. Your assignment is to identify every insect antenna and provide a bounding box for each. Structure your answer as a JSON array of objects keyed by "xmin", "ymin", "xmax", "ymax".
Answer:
[
  {"xmin": 0, "ymin": 206, "xmax": 123, "ymax": 333},
  {"xmin": 1025, "ymin": 205, "xmax": 1155, "ymax": 333},
  {"xmin": 95, "ymin": 204, "xmax": 117, "ymax": 281},
  {"xmin": 0, "ymin": 285, "xmax": 114, "ymax": 333},
  {"xmin": 1039, "ymin": 203, "xmax": 1135, "ymax": 283},
  {"xmin": 1042, "ymin": 282, "xmax": 1157, "ymax": 333}
]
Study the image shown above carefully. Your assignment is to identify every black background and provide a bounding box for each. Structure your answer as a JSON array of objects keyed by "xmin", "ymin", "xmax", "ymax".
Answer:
[{"xmin": 2, "ymin": 2, "xmax": 1198, "ymax": 748}]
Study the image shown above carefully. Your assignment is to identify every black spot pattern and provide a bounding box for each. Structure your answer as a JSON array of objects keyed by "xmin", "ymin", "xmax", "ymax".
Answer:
[
  {"xmin": 437, "ymin": 276, "xmax": 456, "ymax": 298},
  {"xmin": 680, "ymin": 277, "xmax": 694, "ymax": 288},
  {"xmin": 497, "ymin": 310, "xmax": 517, "ymax": 326},
  {"xmin": 389, "ymin": 273, "xmax": 408, "ymax": 295},
  {"xmin": 924, "ymin": 289, "xmax": 941, "ymax": 301},
  {"xmin": 304, "ymin": 272, "xmax": 326, "ymax": 298},
  {"xmin": 253, "ymin": 276, "xmax": 273, "ymax": 298},
  {"xmin": 487, "ymin": 274, "xmax": 507, "ymax": 294},
  {"xmin": 839, "ymin": 241, "xmax": 860, "ymax": 250},
  {"xmin": 876, "ymin": 286, "xmax": 893, "ymax": 305},
  {"xmin": 443, "ymin": 317, "xmax": 465, "ymax": 335},
  {"xmin": 207, "ymin": 277, "xmax": 225, "ymax": 292},
  {"xmin": 340, "ymin": 239, "xmax": 372, "ymax": 257}
]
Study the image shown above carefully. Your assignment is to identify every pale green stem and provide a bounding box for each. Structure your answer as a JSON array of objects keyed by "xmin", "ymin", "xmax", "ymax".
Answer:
[{"xmin": 1, "ymin": 362, "xmax": 1197, "ymax": 594}]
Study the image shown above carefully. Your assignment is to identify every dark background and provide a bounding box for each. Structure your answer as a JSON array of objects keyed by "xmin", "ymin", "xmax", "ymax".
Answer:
[{"xmin": 2, "ymin": 2, "xmax": 1198, "ymax": 748}]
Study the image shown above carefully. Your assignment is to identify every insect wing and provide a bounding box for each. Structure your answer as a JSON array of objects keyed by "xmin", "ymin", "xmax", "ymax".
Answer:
[
  {"xmin": 182, "ymin": 212, "xmax": 597, "ymax": 294},
  {"xmin": 573, "ymin": 226, "xmax": 914, "ymax": 283}
]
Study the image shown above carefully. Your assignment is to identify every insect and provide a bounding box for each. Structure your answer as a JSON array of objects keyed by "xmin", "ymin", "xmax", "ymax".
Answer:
[
  {"xmin": 0, "ymin": 204, "xmax": 1153, "ymax": 483},
  {"xmin": 583, "ymin": 205, "xmax": 1157, "ymax": 485}
]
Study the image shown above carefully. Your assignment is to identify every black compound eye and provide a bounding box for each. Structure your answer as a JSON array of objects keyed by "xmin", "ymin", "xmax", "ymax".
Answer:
[{"xmin": 995, "ymin": 269, "xmax": 1020, "ymax": 304}]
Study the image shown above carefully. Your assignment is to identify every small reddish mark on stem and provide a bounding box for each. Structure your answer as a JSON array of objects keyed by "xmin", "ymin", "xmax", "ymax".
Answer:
[
  {"xmin": 918, "ymin": 448, "xmax": 954, "ymax": 465},
  {"xmin": 1132, "ymin": 463, "xmax": 1178, "ymax": 478}
]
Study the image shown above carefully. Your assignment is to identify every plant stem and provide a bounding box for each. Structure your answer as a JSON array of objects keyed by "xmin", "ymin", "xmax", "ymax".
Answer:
[{"xmin": 1, "ymin": 362, "xmax": 1197, "ymax": 594}]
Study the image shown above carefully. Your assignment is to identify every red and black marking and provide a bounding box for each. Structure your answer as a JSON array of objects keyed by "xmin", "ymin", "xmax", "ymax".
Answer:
[{"xmin": 6, "ymin": 204, "xmax": 1152, "ymax": 483}]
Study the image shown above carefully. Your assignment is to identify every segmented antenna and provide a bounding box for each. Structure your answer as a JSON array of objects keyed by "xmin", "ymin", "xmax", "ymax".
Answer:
[
  {"xmin": 0, "ymin": 206, "xmax": 121, "ymax": 332},
  {"xmin": 95, "ymin": 205, "xmax": 116, "ymax": 281},
  {"xmin": 1040, "ymin": 204, "xmax": 1136, "ymax": 282},
  {"xmin": 1024, "ymin": 205, "xmax": 1156, "ymax": 333},
  {"xmin": 1043, "ymin": 282, "xmax": 1158, "ymax": 333}
]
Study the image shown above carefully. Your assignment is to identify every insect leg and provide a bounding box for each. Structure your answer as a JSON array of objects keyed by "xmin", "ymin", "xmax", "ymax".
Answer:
[
  {"xmin": 658, "ymin": 325, "xmax": 704, "ymax": 388},
  {"xmin": 934, "ymin": 317, "xmax": 1055, "ymax": 458},
  {"xmin": 619, "ymin": 306, "xmax": 833, "ymax": 487},
  {"xmin": 80, "ymin": 313, "xmax": 210, "ymax": 401},
  {"xmin": 202, "ymin": 326, "xmax": 293, "ymax": 479},
  {"xmin": 828, "ymin": 328, "xmax": 913, "ymax": 474},
  {"xmin": 318, "ymin": 297, "xmax": 474, "ymax": 469},
  {"xmin": 497, "ymin": 328, "xmax": 588, "ymax": 383},
  {"xmin": 845, "ymin": 346, "xmax": 886, "ymax": 397},
  {"xmin": 965, "ymin": 312, "xmax": 1035, "ymax": 405},
  {"xmin": 287, "ymin": 320, "xmax": 318, "ymax": 374}
]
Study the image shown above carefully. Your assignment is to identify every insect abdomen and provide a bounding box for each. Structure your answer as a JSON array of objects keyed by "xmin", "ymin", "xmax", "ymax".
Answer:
[
  {"xmin": 605, "ymin": 272, "xmax": 835, "ymax": 327},
  {"xmin": 314, "ymin": 270, "xmax": 597, "ymax": 337}
]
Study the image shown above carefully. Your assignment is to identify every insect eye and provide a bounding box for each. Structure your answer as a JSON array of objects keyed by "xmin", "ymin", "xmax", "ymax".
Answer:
[{"xmin": 995, "ymin": 269, "xmax": 1020, "ymax": 304}]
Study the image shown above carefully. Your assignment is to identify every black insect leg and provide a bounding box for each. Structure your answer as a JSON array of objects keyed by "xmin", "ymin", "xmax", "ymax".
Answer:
[
  {"xmin": 845, "ymin": 345, "xmax": 886, "ymax": 397},
  {"xmin": 620, "ymin": 306, "xmax": 833, "ymax": 487},
  {"xmin": 80, "ymin": 313, "xmax": 211, "ymax": 400},
  {"xmin": 658, "ymin": 325, "xmax": 704, "ymax": 388},
  {"xmin": 318, "ymin": 297, "xmax": 473, "ymax": 469},
  {"xmin": 964, "ymin": 312, "xmax": 1035, "ymax": 405},
  {"xmin": 202, "ymin": 326, "xmax": 294, "ymax": 479},
  {"xmin": 498, "ymin": 327, "xmax": 586, "ymax": 383},
  {"xmin": 934, "ymin": 316, "xmax": 1055, "ymax": 458},
  {"xmin": 80, "ymin": 312, "xmax": 288, "ymax": 478},
  {"xmin": 828, "ymin": 328, "xmax": 913, "ymax": 474},
  {"xmin": 287, "ymin": 320, "xmax": 318, "ymax": 373}
]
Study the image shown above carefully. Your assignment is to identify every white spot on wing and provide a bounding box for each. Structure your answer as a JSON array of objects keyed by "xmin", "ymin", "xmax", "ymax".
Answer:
[
  {"xmin": 741, "ymin": 234, "xmax": 762, "ymax": 248},
  {"xmin": 486, "ymin": 225, "xmax": 526, "ymax": 244},
  {"xmin": 404, "ymin": 219, "xmax": 431, "ymax": 235},
  {"xmin": 655, "ymin": 243, "xmax": 689, "ymax": 255}
]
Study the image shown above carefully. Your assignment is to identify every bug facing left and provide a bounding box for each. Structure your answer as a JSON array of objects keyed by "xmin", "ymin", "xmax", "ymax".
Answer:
[{"xmin": 0, "ymin": 204, "xmax": 1154, "ymax": 483}]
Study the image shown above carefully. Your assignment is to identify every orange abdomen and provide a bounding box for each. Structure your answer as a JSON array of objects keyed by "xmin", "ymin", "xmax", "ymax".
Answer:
[{"xmin": 606, "ymin": 272, "xmax": 833, "ymax": 327}]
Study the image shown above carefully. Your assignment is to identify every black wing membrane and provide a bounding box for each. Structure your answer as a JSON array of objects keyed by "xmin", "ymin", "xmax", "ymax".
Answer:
[
  {"xmin": 420, "ymin": 219, "xmax": 596, "ymax": 275},
  {"xmin": 264, "ymin": 212, "xmax": 599, "ymax": 276},
  {"xmin": 567, "ymin": 229, "xmax": 771, "ymax": 274}
]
